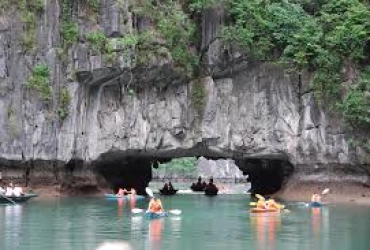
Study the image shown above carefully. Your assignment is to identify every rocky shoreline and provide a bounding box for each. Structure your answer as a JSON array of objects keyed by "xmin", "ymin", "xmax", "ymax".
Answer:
[{"xmin": 275, "ymin": 179, "xmax": 370, "ymax": 205}]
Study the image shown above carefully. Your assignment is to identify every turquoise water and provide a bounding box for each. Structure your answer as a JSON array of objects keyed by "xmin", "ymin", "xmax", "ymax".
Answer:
[{"xmin": 1, "ymin": 195, "xmax": 370, "ymax": 250}]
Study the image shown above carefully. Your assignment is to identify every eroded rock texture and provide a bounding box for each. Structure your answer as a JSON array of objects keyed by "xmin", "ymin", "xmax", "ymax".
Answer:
[{"xmin": 0, "ymin": 4, "xmax": 368, "ymax": 193}]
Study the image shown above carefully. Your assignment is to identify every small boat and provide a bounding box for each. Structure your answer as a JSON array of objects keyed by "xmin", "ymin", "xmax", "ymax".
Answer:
[
  {"xmin": 0, "ymin": 193, "xmax": 38, "ymax": 204},
  {"xmin": 250, "ymin": 208, "xmax": 280, "ymax": 214},
  {"xmin": 190, "ymin": 183, "xmax": 206, "ymax": 192},
  {"xmin": 144, "ymin": 211, "xmax": 167, "ymax": 220},
  {"xmin": 190, "ymin": 186, "xmax": 204, "ymax": 192},
  {"xmin": 159, "ymin": 189, "xmax": 178, "ymax": 195},
  {"xmin": 105, "ymin": 194, "xmax": 146, "ymax": 201},
  {"xmin": 308, "ymin": 201, "xmax": 323, "ymax": 207},
  {"xmin": 204, "ymin": 189, "xmax": 218, "ymax": 196}
]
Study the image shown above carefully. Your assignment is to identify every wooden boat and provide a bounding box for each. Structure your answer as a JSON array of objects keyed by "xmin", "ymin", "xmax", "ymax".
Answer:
[
  {"xmin": 105, "ymin": 194, "xmax": 146, "ymax": 201},
  {"xmin": 204, "ymin": 189, "xmax": 218, "ymax": 196},
  {"xmin": 250, "ymin": 208, "xmax": 280, "ymax": 214},
  {"xmin": 159, "ymin": 189, "xmax": 178, "ymax": 195},
  {"xmin": 0, "ymin": 193, "xmax": 38, "ymax": 204},
  {"xmin": 190, "ymin": 186, "xmax": 204, "ymax": 192}
]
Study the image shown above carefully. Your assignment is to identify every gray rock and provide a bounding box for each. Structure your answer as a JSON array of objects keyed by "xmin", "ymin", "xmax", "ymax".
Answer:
[{"xmin": 0, "ymin": 2, "xmax": 369, "ymax": 189}]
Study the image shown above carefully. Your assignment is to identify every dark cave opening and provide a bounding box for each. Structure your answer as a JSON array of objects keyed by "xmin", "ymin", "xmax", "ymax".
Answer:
[
  {"xmin": 94, "ymin": 155, "xmax": 170, "ymax": 195},
  {"xmin": 236, "ymin": 158, "xmax": 294, "ymax": 195},
  {"xmin": 92, "ymin": 152, "xmax": 294, "ymax": 196}
]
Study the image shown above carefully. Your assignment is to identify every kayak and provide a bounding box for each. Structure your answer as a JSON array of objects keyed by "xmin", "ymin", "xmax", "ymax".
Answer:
[
  {"xmin": 144, "ymin": 211, "xmax": 167, "ymax": 220},
  {"xmin": 308, "ymin": 201, "xmax": 323, "ymax": 207},
  {"xmin": 250, "ymin": 208, "xmax": 280, "ymax": 214},
  {"xmin": 105, "ymin": 194, "xmax": 146, "ymax": 201}
]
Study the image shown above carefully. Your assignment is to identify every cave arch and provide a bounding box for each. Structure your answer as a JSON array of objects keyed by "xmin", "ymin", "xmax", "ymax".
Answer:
[{"xmin": 92, "ymin": 150, "xmax": 294, "ymax": 196}]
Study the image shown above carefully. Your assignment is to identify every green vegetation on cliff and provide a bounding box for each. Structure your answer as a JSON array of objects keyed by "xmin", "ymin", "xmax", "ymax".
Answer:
[
  {"xmin": 128, "ymin": 1, "xmax": 198, "ymax": 75},
  {"xmin": 17, "ymin": 0, "xmax": 45, "ymax": 51},
  {"xmin": 191, "ymin": 78, "xmax": 207, "ymax": 114},
  {"xmin": 126, "ymin": 0, "xmax": 370, "ymax": 127},
  {"xmin": 151, "ymin": 0, "xmax": 370, "ymax": 128},
  {"xmin": 86, "ymin": 31, "xmax": 107, "ymax": 54},
  {"xmin": 58, "ymin": 87, "xmax": 71, "ymax": 122},
  {"xmin": 221, "ymin": 0, "xmax": 370, "ymax": 128},
  {"xmin": 6, "ymin": 0, "xmax": 370, "ymax": 129},
  {"xmin": 26, "ymin": 64, "xmax": 52, "ymax": 102}
]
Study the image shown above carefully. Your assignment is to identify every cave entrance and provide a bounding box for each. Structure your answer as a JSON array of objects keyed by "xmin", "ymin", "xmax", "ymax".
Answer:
[
  {"xmin": 93, "ymin": 152, "xmax": 294, "ymax": 196},
  {"xmin": 94, "ymin": 155, "xmax": 157, "ymax": 195},
  {"xmin": 236, "ymin": 158, "xmax": 294, "ymax": 195}
]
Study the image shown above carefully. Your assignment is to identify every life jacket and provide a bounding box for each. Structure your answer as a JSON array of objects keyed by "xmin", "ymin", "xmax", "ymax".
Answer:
[
  {"xmin": 266, "ymin": 200, "xmax": 279, "ymax": 209},
  {"xmin": 256, "ymin": 200, "xmax": 266, "ymax": 209},
  {"xmin": 150, "ymin": 201, "xmax": 162, "ymax": 212}
]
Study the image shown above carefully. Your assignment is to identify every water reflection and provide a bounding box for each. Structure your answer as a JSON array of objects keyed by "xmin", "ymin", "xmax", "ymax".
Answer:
[
  {"xmin": 117, "ymin": 197, "xmax": 137, "ymax": 218},
  {"xmin": 131, "ymin": 215, "xmax": 143, "ymax": 231},
  {"xmin": 250, "ymin": 213, "xmax": 281, "ymax": 250},
  {"xmin": 169, "ymin": 216, "xmax": 182, "ymax": 233},
  {"xmin": 117, "ymin": 199, "xmax": 124, "ymax": 217},
  {"xmin": 311, "ymin": 207, "xmax": 321, "ymax": 238},
  {"xmin": 147, "ymin": 219, "xmax": 164, "ymax": 250},
  {"xmin": 1, "ymin": 205, "xmax": 23, "ymax": 250},
  {"xmin": 310, "ymin": 207, "xmax": 329, "ymax": 249}
]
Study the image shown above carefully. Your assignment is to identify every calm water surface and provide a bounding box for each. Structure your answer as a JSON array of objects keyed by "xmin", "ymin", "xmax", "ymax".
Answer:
[{"xmin": 1, "ymin": 195, "xmax": 370, "ymax": 250}]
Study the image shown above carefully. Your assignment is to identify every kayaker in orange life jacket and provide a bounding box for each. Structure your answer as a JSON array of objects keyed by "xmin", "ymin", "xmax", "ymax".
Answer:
[
  {"xmin": 148, "ymin": 198, "xmax": 164, "ymax": 213},
  {"xmin": 265, "ymin": 198, "xmax": 280, "ymax": 209},
  {"xmin": 256, "ymin": 197, "xmax": 267, "ymax": 209}
]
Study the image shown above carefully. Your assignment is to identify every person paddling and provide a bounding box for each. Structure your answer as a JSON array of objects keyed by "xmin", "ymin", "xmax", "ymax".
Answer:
[
  {"xmin": 168, "ymin": 181, "xmax": 174, "ymax": 191},
  {"xmin": 13, "ymin": 184, "xmax": 24, "ymax": 196},
  {"xmin": 5, "ymin": 182, "xmax": 14, "ymax": 196},
  {"xmin": 148, "ymin": 197, "xmax": 164, "ymax": 213},
  {"xmin": 311, "ymin": 193, "xmax": 322, "ymax": 203},
  {"xmin": 128, "ymin": 188, "xmax": 136, "ymax": 196},
  {"xmin": 117, "ymin": 188, "xmax": 136, "ymax": 197},
  {"xmin": 204, "ymin": 178, "xmax": 218, "ymax": 192},
  {"xmin": 117, "ymin": 188, "xmax": 127, "ymax": 196},
  {"xmin": 265, "ymin": 198, "xmax": 280, "ymax": 210},
  {"xmin": 162, "ymin": 182, "xmax": 169, "ymax": 191},
  {"xmin": 256, "ymin": 197, "xmax": 267, "ymax": 209}
]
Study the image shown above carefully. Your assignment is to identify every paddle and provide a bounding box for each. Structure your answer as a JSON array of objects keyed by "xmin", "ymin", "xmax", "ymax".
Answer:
[
  {"xmin": 145, "ymin": 187, "xmax": 154, "ymax": 198},
  {"xmin": 322, "ymin": 188, "xmax": 330, "ymax": 195},
  {"xmin": 131, "ymin": 208, "xmax": 182, "ymax": 215},
  {"xmin": 249, "ymin": 193, "xmax": 266, "ymax": 206}
]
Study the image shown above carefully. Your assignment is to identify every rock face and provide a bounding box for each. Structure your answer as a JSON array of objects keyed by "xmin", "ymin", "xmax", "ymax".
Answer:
[{"xmin": 0, "ymin": 3, "xmax": 369, "ymax": 193}]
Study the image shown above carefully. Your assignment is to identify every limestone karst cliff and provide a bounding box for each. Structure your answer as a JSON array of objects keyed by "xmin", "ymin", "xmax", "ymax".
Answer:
[{"xmin": 0, "ymin": 1, "xmax": 369, "ymax": 194}]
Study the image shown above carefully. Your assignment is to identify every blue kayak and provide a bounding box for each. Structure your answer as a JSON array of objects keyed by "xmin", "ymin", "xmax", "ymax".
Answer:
[
  {"xmin": 105, "ymin": 194, "xmax": 145, "ymax": 201},
  {"xmin": 309, "ymin": 201, "xmax": 323, "ymax": 207},
  {"xmin": 144, "ymin": 211, "xmax": 167, "ymax": 220}
]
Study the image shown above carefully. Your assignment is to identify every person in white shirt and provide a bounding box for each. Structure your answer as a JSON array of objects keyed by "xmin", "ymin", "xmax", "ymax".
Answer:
[
  {"xmin": 5, "ymin": 183, "xmax": 14, "ymax": 196},
  {"xmin": 13, "ymin": 184, "xmax": 24, "ymax": 197}
]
